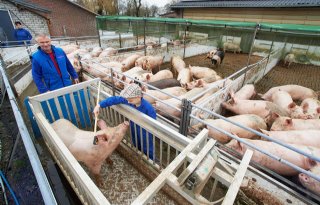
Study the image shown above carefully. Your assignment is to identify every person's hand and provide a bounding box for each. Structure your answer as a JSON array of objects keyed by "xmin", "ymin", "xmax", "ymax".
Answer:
[
  {"xmin": 74, "ymin": 78, "xmax": 80, "ymax": 84},
  {"xmin": 93, "ymin": 104, "xmax": 100, "ymax": 117}
]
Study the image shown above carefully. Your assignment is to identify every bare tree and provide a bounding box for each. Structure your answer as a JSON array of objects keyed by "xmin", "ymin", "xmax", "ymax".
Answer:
[
  {"xmin": 133, "ymin": 0, "xmax": 142, "ymax": 17},
  {"xmin": 150, "ymin": 5, "xmax": 159, "ymax": 17},
  {"xmin": 164, "ymin": 0, "xmax": 179, "ymax": 13}
]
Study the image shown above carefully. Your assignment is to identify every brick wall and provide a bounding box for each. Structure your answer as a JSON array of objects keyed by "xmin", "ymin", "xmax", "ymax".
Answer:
[
  {"xmin": 28, "ymin": 0, "xmax": 98, "ymax": 37},
  {"xmin": 0, "ymin": 1, "xmax": 49, "ymax": 41}
]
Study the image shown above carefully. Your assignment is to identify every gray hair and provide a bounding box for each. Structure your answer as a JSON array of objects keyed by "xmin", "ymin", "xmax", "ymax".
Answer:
[{"xmin": 35, "ymin": 33, "xmax": 51, "ymax": 42}]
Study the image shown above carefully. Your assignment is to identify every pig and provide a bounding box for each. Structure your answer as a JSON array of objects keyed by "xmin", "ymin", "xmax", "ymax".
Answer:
[
  {"xmin": 271, "ymin": 90, "xmax": 310, "ymax": 119},
  {"xmin": 121, "ymin": 54, "xmax": 142, "ymax": 72},
  {"xmin": 177, "ymin": 68, "xmax": 192, "ymax": 87},
  {"xmin": 192, "ymin": 114, "xmax": 267, "ymax": 143},
  {"xmin": 260, "ymin": 85, "xmax": 318, "ymax": 101},
  {"xmin": 60, "ymin": 44, "xmax": 79, "ymax": 54},
  {"xmin": 142, "ymin": 56, "xmax": 164, "ymax": 73},
  {"xmin": 270, "ymin": 117, "xmax": 320, "ymax": 131},
  {"xmin": 144, "ymin": 70, "xmax": 173, "ymax": 83},
  {"xmin": 99, "ymin": 47, "xmax": 118, "ymax": 57},
  {"xmin": 148, "ymin": 78, "xmax": 181, "ymax": 90},
  {"xmin": 206, "ymin": 49, "xmax": 217, "ymax": 59},
  {"xmin": 233, "ymin": 84, "xmax": 256, "ymax": 100},
  {"xmin": 299, "ymin": 165, "xmax": 320, "ymax": 195},
  {"xmin": 222, "ymin": 94, "xmax": 289, "ymax": 125},
  {"xmin": 143, "ymin": 87, "xmax": 187, "ymax": 104},
  {"xmin": 226, "ymin": 139, "xmax": 320, "ymax": 176},
  {"xmin": 186, "ymin": 77, "xmax": 225, "ymax": 90},
  {"xmin": 171, "ymin": 56, "xmax": 186, "ymax": 74},
  {"xmin": 188, "ymin": 65, "xmax": 219, "ymax": 79},
  {"xmin": 260, "ymin": 129, "xmax": 320, "ymax": 148},
  {"xmin": 223, "ymin": 42, "xmax": 241, "ymax": 53},
  {"xmin": 115, "ymin": 67, "xmax": 150, "ymax": 89},
  {"xmin": 301, "ymin": 98, "xmax": 320, "ymax": 119},
  {"xmin": 51, "ymin": 119, "xmax": 129, "ymax": 187},
  {"xmin": 283, "ymin": 53, "xmax": 295, "ymax": 68},
  {"xmin": 135, "ymin": 56, "xmax": 148, "ymax": 68},
  {"xmin": 83, "ymin": 63, "xmax": 111, "ymax": 81},
  {"xmin": 155, "ymin": 88, "xmax": 205, "ymax": 118},
  {"xmin": 211, "ymin": 50, "xmax": 225, "ymax": 66},
  {"xmin": 67, "ymin": 48, "xmax": 89, "ymax": 59},
  {"xmin": 91, "ymin": 47, "xmax": 103, "ymax": 57}
]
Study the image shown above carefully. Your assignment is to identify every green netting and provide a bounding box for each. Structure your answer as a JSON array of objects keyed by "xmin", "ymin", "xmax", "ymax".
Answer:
[{"xmin": 97, "ymin": 16, "xmax": 320, "ymax": 33}]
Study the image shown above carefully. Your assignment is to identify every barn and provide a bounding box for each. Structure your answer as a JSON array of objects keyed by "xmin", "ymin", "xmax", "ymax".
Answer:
[
  {"xmin": 0, "ymin": 0, "xmax": 98, "ymax": 42},
  {"xmin": 170, "ymin": 0, "xmax": 320, "ymax": 25}
]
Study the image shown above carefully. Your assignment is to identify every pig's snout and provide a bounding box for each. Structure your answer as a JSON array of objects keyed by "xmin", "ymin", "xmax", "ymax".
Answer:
[{"xmin": 299, "ymin": 173, "xmax": 309, "ymax": 182}]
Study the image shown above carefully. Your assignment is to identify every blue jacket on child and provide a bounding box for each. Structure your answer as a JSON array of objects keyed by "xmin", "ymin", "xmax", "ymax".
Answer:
[
  {"xmin": 14, "ymin": 28, "xmax": 32, "ymax": 45},
  {"xmin": 32, "ymin": 45, "xmax": 78, "ymax": 93},
  {"xmin": 99, "ymin": 96, "xmax": 156, "ymax": 159}
]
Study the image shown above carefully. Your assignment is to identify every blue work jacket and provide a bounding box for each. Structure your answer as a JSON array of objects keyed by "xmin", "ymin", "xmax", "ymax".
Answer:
[
  {"xmin": 32, "ymin": 45, "xmax": 78, "ymax": 93},
  {"xmin": 14, "ymin": 28, "xmax": 32, "ymax": 44},
  {"xmin": 99, "ymin": 96, "xmax": 157, "ymax": 159}
]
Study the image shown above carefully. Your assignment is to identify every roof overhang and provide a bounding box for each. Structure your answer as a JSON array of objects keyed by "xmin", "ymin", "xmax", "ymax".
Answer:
[{"xmin": 171, "ymin": 0, "xmax": 320, "ymax": 9}]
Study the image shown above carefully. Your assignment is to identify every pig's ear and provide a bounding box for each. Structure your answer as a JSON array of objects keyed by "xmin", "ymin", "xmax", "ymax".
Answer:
[
  {"xmin": 302, "ymin": 103, "xmax": 309, "ymax": 112},
  {"xmin": 259, "ymin": 129, "xmax": 269, "ymax": 135},
  {"xmin": 146, "ymin": 74, "xmax": 151, "ymax": 81},
  {"xmin": 198, "ymin": 79, "xmax": 204, "ymax": 87},
  {"xmin": 288, "ymin": 102, "xmax": 296, "ymax": 109},
  {"xmin": 188, "ymin": 64, "xmax": 192, "ymax": 69},
  {"xmin": 272, "ymin": 112, "xmax": 280, "ymax": 119},
  {"xmin": 121, "ymin": 75, "xmax": 126, "ymax": 81},
  {"xmin": 307, "ymin": 158, "xmax": 317, "ymax": 168},
  {"xmin": 141, "ymin": 85, "xmax": 147, "ymax": 92},
  {"xmin": 317, "ymin": 107, "xmax": 320, "ymax": 114},
  {"xmin": 285, "ymin": 118, "xmax": 293, "ymax": 125}
]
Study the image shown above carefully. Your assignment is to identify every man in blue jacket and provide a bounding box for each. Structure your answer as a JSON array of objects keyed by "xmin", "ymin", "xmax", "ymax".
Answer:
[
  {"xmin": 93, "ymin": 83, "xmax": 156, "ymax": 160},
  {"xmin": 14, "ymin": 21, "xmax": 32, "ymax": 45},
  {"xmin": 32, "ymin": 34, "xmax": 79, "ymax": 93}
]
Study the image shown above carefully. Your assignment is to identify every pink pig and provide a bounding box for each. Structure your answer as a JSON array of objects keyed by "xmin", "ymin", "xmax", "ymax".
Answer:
[
  {"xmin": 226, "ymin": 139, "xmax": 320, "ymax": 176},
  {"xmin": 52, "ymin": 119, "xmax": 129, "ymax": 187},
  {"xmin": 270, "ymin": 116, "xmax": 320, "ymax": 131},
  {"xmin": 261, "ymin": 85, "xmax": 318, "ymax": 101}
]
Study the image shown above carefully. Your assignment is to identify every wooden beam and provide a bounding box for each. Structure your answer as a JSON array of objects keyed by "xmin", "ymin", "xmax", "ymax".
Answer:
[{"xmin": 222, "ymin": 149, "xmax": 253, "ymax": 205}]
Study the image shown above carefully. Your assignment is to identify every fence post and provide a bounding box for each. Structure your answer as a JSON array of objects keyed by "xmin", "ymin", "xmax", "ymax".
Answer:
[
  {"xmin": 143, "ymin": 19, "xmax": 147, "ymax": 56},
  {"xmin": 110, "ymin": 68, "xmax": 116, "ymax": 96},
  {"xmin": 119, "ymin": 32, "xmax": 122, "ymax": 48},
  {"xmin": 179, "ymin": 99, "xmax": 192, "ymax": 136},
  {"xmin": 263, "ymin": 31, "xmax": 275, "ymax": 77},
  {"xmin": 96, "ymin": 19, "xmax": 102, "ymax": 47},
  {"xmin": 183, "ymin": 22, "xmax": 189, "ymax": 59},
  {"xmin": 242, "ymin": 24, "xmax": 260, "ymax": 87}
]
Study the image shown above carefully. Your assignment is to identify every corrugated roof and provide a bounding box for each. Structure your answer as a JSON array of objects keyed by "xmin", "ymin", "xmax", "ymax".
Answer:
[
  {"xmin": 171, "ymin": 0, "xmax": 320, "ymax": 8},
  {"xmin": 6, "ymin": 0, "xmax": 51, "ymax": 13}
]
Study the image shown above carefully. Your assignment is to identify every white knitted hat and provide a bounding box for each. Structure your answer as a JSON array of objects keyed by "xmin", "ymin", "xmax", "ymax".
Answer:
[{"xmin": 120, "ymin": 83, "xmax": 142, "ymax": 98}]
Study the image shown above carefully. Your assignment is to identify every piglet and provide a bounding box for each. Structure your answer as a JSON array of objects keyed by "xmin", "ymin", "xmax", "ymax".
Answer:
[{"xmin": 51, "ymin": 119, "xmax": 129, "ymax": 187}]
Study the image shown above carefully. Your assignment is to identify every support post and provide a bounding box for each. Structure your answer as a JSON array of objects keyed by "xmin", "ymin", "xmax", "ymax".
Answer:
[
  {"xmin": 242, "ymin": 24, "xmax": 260, "ymax": 87},
  {"xmin": 179, "ymin": 99, "xmax": 192, "ymax": 136},
  {"xmin": 183, "ymin": 23, "xmax": 189, "ymax": 59},
  {"xmin": 96, "ymin": 19, "xmax": 102, "ymax": 47},
  {"xmin": 119, "ymin": 32, "xmax": 122, "ymax": 48},
  {"xmin": 110, "ymin": 68, "xmax": 116, "ymax": 96},
  {"xmin": 143, "ymin": 19, "xmax": 147, "ymax": 56},
  {"xmin": 263, "ymin": 32, "xmax": 275, "ymax": 77}
]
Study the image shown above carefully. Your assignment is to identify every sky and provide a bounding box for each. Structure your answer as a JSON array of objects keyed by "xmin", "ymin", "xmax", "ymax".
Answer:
[{"xmin": 142, "ymin": 0, "xmax": 173, "ymax": 8}]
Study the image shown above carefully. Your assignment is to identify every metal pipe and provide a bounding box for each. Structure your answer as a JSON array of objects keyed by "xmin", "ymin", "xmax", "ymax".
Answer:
[
  {"xmin": 0, "ymin": 170, "xmax": 19, "ymax": 205},
  {"xmin": 191, "ymin": 114, "xmax": 320, "ymax": 182},
  {"xmin": 191, "ymin": 104, "xmax": 320, "ymax": 164},
  {"xmin": 5, "ymin": 133, "xmax": 21, "ymax": 173},
  {"xmin": 262, "ymin": 34, "xmax": 276, "ymax": 77},
  {"xmin": 0, "ymin": 59, "xmax": 57, "ymax": 204}
]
